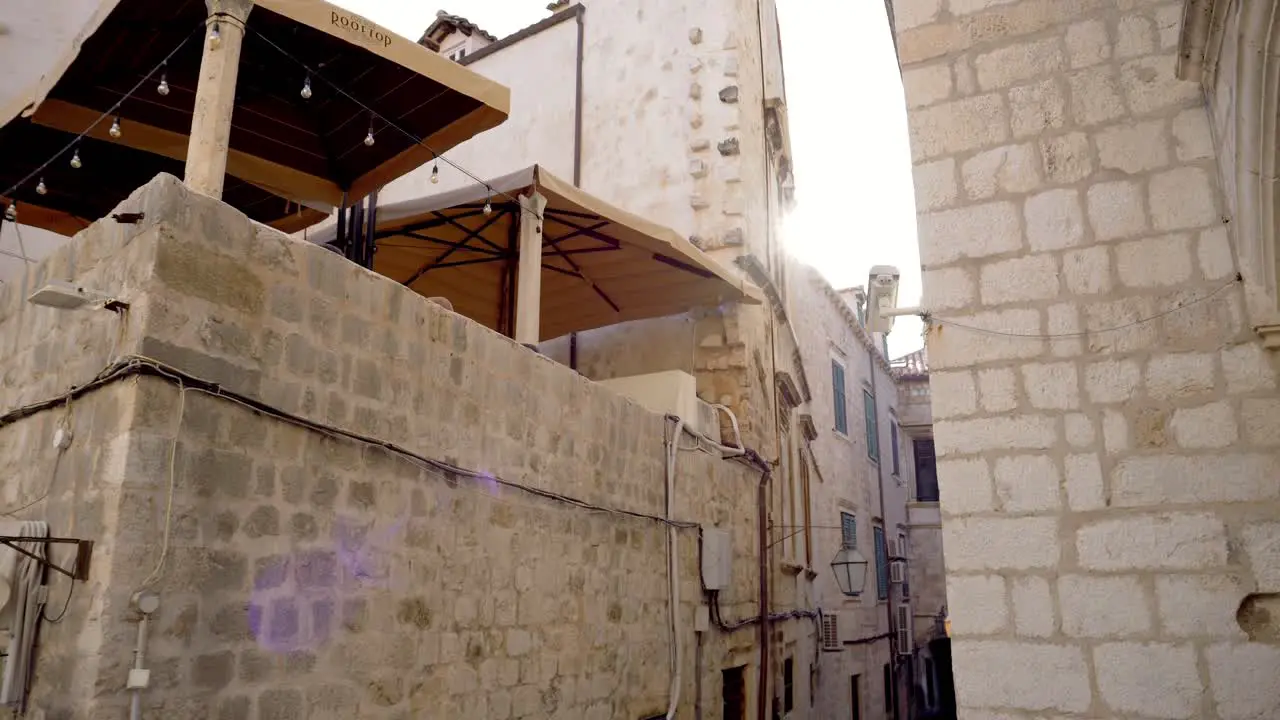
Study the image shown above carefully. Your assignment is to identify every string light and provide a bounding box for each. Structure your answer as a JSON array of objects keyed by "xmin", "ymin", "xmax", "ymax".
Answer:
[
  {"xmin": 109, "ymin": 116, "xmax": 122, "ymax": 139},
  {"xmin": 35, "ymin": 179, "xmax": 47, "ymax": 196},
  {"xmin": 300, "ymin": 74, "xmax": 312, "ymax": 100},
  {"xmin": 363, "ymin": 117, "xmax": 375, "ymax": 147},
  {"xmin": 1, "ymin": 23, "xmax": 199, "ymax": 205},
  {"xmin": 3, "ymin": 204, "xmax": 15, "ymax": 222},
  {"xmin": 208, "ymin": 22, "xmax": 221, "ymax": 49},
  {"xmin": 430, "ymin": 161, "xmax": 439, "ymax": 184},
  {"xmin": 247, "ymin": 28, "xmax": 540, "ymax": 220},
  {"xmin": 483, "ymin": 194, "xmax": 492, "ymax": 215},
  {"xmin": 69, "ymin": 149, "xmax": 82, "ymax": 169}
]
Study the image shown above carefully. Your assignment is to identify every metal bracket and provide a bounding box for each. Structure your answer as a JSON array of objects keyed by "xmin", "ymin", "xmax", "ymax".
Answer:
[{"xmin": 0, "ymin": 536, "xmax": 93, "ymax": 581}]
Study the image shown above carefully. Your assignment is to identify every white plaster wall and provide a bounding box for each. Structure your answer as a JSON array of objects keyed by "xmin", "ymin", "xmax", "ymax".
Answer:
[{"xmin": 378, "ymin": 17, "xmax": 578, "ymax": 205}]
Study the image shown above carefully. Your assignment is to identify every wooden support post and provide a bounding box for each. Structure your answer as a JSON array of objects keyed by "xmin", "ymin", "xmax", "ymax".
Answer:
[
  {"xmin": 184, "ymin": 0, "xmax": 255, "ymax": 198},
  {"xmin": 514, "ymin": 192, "xmax": 548, "ymax": 345}
]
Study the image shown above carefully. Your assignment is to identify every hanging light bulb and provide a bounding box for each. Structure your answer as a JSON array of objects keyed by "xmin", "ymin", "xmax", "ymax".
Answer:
[
  {"xmin": 70, "ymin": 148, "xmax": 82, "ymax": 169},
  {"xmin": 364, "ymin": 128, "xmax": 375, "ymax": 147},
  {"xmin": 430, "ymin": 161, "xmax": 439, "ymax": 184},
  {"xmin": 157, "ymin": 71, "xmax": 170, "ymax": 96},
  {"xmin": 109, "ymin": 116, "xmax": 122, "ymax": 138},
  {"xmin": 208, "ymin": 22, "xmax": 222, "ymax": 49},
  {"xmin": 35, "ymin": 178, "xmax": 47, "ymax": 196},
  {"xmin": 4, "ymin": 204, "xmax": 16, "ymax": 222},
  {"xmin": 483, "ymin": 195, "xmax": 493, "ymax": 215},
  {"xmin": 300, "ymin": 74, "xmax": 312, "ymax": 100}
]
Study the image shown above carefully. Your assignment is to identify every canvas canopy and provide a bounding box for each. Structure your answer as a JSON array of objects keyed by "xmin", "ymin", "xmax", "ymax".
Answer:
[
  {"xmin": 0, "ymin": 0, "xmax": 510, "ymax": 235},
  {"xmin": 313, "ymin": 165, "xmax": 763, "ymax": 341}
]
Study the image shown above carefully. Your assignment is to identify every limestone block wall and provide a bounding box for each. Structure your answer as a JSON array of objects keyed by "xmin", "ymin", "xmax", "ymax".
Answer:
[
  {"xmin": 2, "ymin": 175, "xmax": 769, "ymax": 719},
  {"xmin": 893, "ymin": 0, "xmax": 1280, "ymax": 717}
]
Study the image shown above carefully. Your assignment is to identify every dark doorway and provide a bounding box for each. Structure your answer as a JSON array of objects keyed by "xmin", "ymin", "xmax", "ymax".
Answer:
[
  {"xmin": 914, "ymin": 437, "xmax": 938, "ymax": 501},
  {"xmin": 850, "ymin": 675, "xmax": 861, "ymax": 720},
  {"xmin": 723, "ymin": 665, "xmax": 747, "ymax": 720}
]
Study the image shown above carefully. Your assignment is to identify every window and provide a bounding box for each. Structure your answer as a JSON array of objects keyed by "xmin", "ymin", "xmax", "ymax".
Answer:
[
  {"xmin": 913, "ymin": 438, "xmax": 938, "ymax": 502},
  {"xmin": 832, "ymin": 359, "xmax": 848, "ymax": 434},
  {"xmin": 784, "ymin": 657, "xmax": 794, "ymax": 712},
  {"xmin": 850, "ymin": 675, "xmax": 861, "ymax": 720},
  {"xmin": 801, "ymin": 454, "xmax": 813, "ymax": 567},
  {"xmin": 874, "ymin": 526, "xmax": 888, "ymax": 600},
  {"xmin": 883, "ymin": 663, "xmax": 893, "ymax": 713},
  {"xmin": 451, "ymin": 47, "xmax": 467, "ymax": 61},
  {"xmin": 890, "ymin": 421, "xmax": 900, "ymax": 475},
  {"xmin": 723, "ymin": 666, "xmax": 747, "ymax": 720},
  {"xmin": 840, "ymin": 512, "xmax": 857, "ymax": 549},
  {"xmin": 863, "ymin": 390, "xmax": 879, "ymax": 462}
]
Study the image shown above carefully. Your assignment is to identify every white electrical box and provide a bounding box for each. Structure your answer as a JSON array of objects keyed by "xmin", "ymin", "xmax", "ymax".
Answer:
[{"xmin": 701, "ymin": 527, "xmax": 732, "ymax": 591}]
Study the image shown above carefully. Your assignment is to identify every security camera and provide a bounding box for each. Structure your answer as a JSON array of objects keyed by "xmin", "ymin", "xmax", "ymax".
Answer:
[{"xmin": 866, "ymin": 265, "xmax": 901, "ymax": 334}]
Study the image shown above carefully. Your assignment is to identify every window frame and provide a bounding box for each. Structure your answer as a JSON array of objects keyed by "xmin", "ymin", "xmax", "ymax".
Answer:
[
  {"xmin": 831, "ymin": 356, "xmax": 849, "ymax": 436},
  {"xmin": 863, "ymin": 389, "xmax": 880, "ymax": 462},
  {"xmin": 890, "ymin": 420, "xmax": 900, "ymax": 476},
  {"xmin": 784, "ymin": 656, "xmax": 795, "ymax": 713},
  {"xmin": 873, "ymin": 526, "xmax": 888, "ymax": 601},
  {"xmin": 840, "ymin": 512, "xmax": 857, "ymax": 549}
]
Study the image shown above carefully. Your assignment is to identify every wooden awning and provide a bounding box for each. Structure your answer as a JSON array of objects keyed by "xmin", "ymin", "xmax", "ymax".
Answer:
[
  {"xmin": 313, "ymin": 165, "xmax": 763, "ymax": 341},
  {"xmin": 0, "ymin": 0, "xmax": 510, "ymax": 235}
]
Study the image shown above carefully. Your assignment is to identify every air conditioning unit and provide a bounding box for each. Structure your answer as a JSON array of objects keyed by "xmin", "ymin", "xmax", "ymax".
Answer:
[
  {"xmin": 890, "ymin": 539, "xmax": 906, "ymax": 584},
  {"xmin": 820, "ymin": 612, "xmax": 841, "ymax": 652},
  {"xmin": 596, "ymin": 370, "xmax": 721, "ymax": 442},
  {"xmin": 895, "ymin": 604, "xmax": 913, "ymax": 657},
  {"xmin": 890, "ymin": 558, "xmax": 905, "ymax": 585}
]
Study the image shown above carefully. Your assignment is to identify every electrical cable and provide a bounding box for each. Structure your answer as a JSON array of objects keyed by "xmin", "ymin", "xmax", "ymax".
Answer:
[
  {"xmin": 40, "ymin": 579, "xmax": 73, "ymax": 624},
  {"xmin": 245, "ymin": 28, "xmax": 540, "ymax": 220},
  {"xmin": 136, "ymin": 381, "xmax": 185, "ymax": 591},
  {"xmin": 927, "ymin": 274, "xmax": 1242, "ymax": 339},
  {"xmin": 0, "ymin": 25, "xmax": 203, "ymax": 202}
]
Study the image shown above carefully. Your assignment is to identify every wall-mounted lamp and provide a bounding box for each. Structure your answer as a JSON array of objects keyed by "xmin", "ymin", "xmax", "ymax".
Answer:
[
  {"xmin": 830, "ymin": 546, "xmax": 870, "ymax": 597},
  {"xmin": 27, "ymin": 281, "xmax": 127, "ymax": 312}
]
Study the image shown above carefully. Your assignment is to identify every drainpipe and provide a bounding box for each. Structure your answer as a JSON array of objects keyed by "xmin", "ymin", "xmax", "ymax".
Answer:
[
  {"xmin": 568, "ymin": 5, "xmax": 586, "ymax": 372},
  {"xmin": 868, "ymin": 346, "xmax": 900, "ymax": 720}
]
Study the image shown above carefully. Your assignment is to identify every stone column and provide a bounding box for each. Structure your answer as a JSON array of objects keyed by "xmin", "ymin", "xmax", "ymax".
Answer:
[
  {"xmin": 184, "ymin": 0, "xmax": 254, "ymax": 199},
  {"xmin": 514, "ymin": 192, "xmax": 548, "ymax": 345}
]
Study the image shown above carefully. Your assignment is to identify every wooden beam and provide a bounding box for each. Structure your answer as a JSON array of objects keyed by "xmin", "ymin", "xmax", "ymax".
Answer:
[{"xmin": 30, "ymin": 100, "xmax": 343, "ymax": 208}]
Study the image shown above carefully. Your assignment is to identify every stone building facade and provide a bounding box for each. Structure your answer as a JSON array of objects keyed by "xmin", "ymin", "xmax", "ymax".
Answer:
[
  {"xmin": 4, "ymin": 175, "xmax": 769, "ymax": 718},
  {"xmin": 892, "ymin": 0, "xmax": 1280, "ymax": 716}
]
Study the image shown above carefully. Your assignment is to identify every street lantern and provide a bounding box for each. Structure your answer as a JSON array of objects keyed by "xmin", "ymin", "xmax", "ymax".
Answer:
[{"xmin": 830, "ymin": 546, "xmax": 870, "ymax": 597}]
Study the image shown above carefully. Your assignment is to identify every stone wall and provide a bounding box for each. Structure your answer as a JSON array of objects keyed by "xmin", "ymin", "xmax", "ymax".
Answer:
[
  {"xmin": 4, "ymin": 175, "xmax": 768, "ymax": 719},
  {"xmin": 894, "ymin": 0, "xmax": 1280, "ymax": 717}
]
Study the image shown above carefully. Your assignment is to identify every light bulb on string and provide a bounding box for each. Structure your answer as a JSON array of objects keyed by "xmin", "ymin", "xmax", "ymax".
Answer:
[
  {"xmin": 430, "ymin": 161, "xmax": 439, "ymax": 184},
  {"xmin": 483, "ymin": 194, "xmax": 493, "ymax": 215},
  {"xmin": 208, "ymin": 22, "xmax": 222, "ymax": 49},
  {"xmin": 157, "ymin": 70, "xmax": 170, "ymax": 96},
  {"xmin": 300, "ymin": 74, "xmax": 312, "ymax": 100},
  {"xmin": 70, "ymin": 148, "xmax": 82, "ymax": 169},
  {"xmin": 364, "ymin": 124, "xmax": 376, "ymax": 147},
  {"xmin": 4, "ymin": 204, "xmax": 16, "ymax": 222},
  {"xmin": 109, "ymin": 116, "xmax": 122, "ymax": 138},
  {"xmin": 35, "ymin": 178, "xmax": 47, "ymax": 196}
]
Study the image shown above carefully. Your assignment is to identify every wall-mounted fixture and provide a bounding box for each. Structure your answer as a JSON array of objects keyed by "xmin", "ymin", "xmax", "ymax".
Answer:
[
  {"xmin": 27, "ymin": 281, "xmax": 127, "ymax": 312},
  {"xmin": 830, "ymin": 545, "xmax": 869, "ymax": 597}
]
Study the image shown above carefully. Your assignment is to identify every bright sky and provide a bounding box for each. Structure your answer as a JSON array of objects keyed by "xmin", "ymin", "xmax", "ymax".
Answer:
[{"xmin": 335, "ymin": 1, "xmax": 923, "ymax": 357}]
